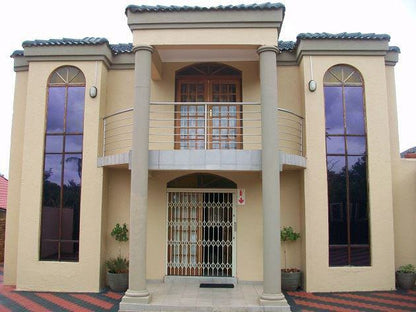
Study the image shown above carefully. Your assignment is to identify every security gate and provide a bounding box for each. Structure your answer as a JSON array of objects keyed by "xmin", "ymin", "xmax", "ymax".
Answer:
[{"xmin": 166, "ymin": 190, "xmax": 236, "ymax": 277}]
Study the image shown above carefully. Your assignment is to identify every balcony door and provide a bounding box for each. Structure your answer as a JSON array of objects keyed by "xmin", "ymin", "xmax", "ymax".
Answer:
[{"xmin": 175, "ymin": 63, "xmax": 242, "ymax": 150}]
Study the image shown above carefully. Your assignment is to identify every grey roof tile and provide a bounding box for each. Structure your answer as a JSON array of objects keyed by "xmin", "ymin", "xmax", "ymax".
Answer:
[
  {"xmin": 126, "ymin": 2, "xmax": 285, "ymax": 14},
  {"xmin": 389, "ymin": 46, "xmax": 401, "ymax": 53},
  {"xmin": 22, "ymin": 37, "xmax": 109, "ymax": 48},
  {"xmin": 278, "ymin": 41, "xmax": 296, "ymax": 51},
  {"xmin": 11, "ymin": 50, "xmax": 24, "ymax": 57},
  {"xmin": 110, "ymin": 43, "xmax": 133, "ymax": 55},
  {"xmin": 297, "ymin": 32, "xmax": 390, "ymax": 41}
]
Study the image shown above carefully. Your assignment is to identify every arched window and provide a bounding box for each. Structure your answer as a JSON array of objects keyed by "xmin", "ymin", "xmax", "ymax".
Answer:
[
  {"xmin": 324, "ymin": 65, "xmax": 370, "ymax": 266},
  {"xmin": 40, "ymin": 66, "xmax": 85, "ymax": 261}
]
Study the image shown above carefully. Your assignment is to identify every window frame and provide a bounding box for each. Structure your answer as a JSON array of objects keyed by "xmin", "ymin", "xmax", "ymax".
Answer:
[
  {"xmin": 40, "ymin": 66, "xmax": 86, "ymax": 262},
  {"xmin": 324, "ymin": 64, "xmax": 371, "ymax": 267}
]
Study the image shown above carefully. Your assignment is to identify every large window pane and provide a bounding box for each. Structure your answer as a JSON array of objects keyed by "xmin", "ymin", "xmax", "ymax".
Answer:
[
  {"xmin": 64, "ymin": 154, "xmax": 82, "ymax": 185},
  {"xmin": 44, "ymin": 155, "xmax": 62, "ymax": 186},
  {"xmin": 345, "ymin": 87, "xmax": 365, "ymax": 135},
  {"xmin": 46, "ymin": 87, "xmax": 65, "ymax": 133},
  {"xmin": 45, "ymin": 135, "xmax": 64, "ymax": 153},
  {"xmin": 326, "ymin": 136, "xmax": 345, "ymax": 154},
  {"xmin": 347, "ymin": 136, "xmax": 366, "ymax": 155},
  {"xmin": 65, "ymin": 135, "xmax": 83, "ymax": 153},
  {"xmin": 40, "ymin": 241, "xmax": 59, "ymax": 261},
  {"xmin": 60, "ymin": 242, "xmax": 79, "ymax": 261},
  {"xmin": 66, "ymin": 87, "xmax": 85, "ymax": 133},
  {"xmin": 324, "ymin": 87, "xmax": 343, "ymax": 134}
]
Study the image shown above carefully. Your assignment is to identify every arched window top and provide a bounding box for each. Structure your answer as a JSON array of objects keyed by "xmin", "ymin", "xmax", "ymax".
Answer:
[
  {"xmin": 176, "ymin": 63, "xmax": 241, "ymax": 78},
  {"xmin": 324, "ymin": 65, "xmax": 363, "ymax": 86},
  {"xmin": 48, "ymin": 66, "xmax": 85, "ymax": 86},
  {"xmin": 167, "ymin": 173, "xmax": 236, "ymax": 189}
]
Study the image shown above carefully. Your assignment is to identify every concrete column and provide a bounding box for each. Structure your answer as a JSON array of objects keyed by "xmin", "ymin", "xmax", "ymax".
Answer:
[
  {"xmin": 257, "ymin": 45, "xmax": 288, "ymax": 308},
  {"xmin": 120, "ymin": 45, "xmax": 153, "ymax": 308}
]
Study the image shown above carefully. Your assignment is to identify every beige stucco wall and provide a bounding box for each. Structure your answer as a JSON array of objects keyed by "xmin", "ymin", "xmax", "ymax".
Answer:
[
  {"xmin": 302, "ymin": 55, "xmax": 396, "ymax": 292},
  {"xmin": 103, "ymin": 169, "xmax": 303, "ymax": 282},
  {"xmin": 133, "ymin": 29, "xmax": 277, "ymax": 46},
  {"xmin": 385, "ymin": 65, "xmax": 416, "ymax": 269},
  {"xmin": 12, "ymin": 61, "xmax": 106, "ymax": 292},
  {"xmin": 4, "ymin": 71, "xmax": 28, "ymax": 285}
]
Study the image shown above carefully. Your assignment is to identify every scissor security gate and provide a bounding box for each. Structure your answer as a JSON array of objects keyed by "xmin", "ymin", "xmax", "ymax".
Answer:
[{"xmin": 166, "ymin": 190, "xmax": 236, "ymax": 277}]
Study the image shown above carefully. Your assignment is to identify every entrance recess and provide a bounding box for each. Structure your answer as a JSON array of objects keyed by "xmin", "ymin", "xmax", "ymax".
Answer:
[
  {"xmin": 166, "ymin": 173, "xmax": 237, "ymax": 277},
  {"xmin": 166, "ymin": 190, "xmax": 236, "ymax": 277}
]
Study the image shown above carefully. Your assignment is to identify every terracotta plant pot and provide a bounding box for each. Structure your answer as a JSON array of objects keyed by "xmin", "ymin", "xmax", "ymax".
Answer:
[
  {"xmin": 281, "ymin": 270, "xmax": 301, "ymax": 291},
  {"xmin": 396, "ymin": 272, "xmax": 416, "ymax": 290},
  {"xmin": 107, "ymin": 272, "xmax": 128, "ymax": 292}
]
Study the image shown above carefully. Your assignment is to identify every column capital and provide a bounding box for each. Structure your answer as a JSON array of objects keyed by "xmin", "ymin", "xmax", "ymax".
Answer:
[
  {"xmin": 132, "ymin": 45, "xmax": 154, "ymax": 53},
  {"xmin": 257, "ymin": 45, "xmax": 279, "ymax": 55}
]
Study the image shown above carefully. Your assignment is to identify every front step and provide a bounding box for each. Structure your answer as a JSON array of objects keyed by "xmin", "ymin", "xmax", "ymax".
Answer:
[{"xmin": 163, "ymin": 275, "xmax": 237, "ymax": 285}]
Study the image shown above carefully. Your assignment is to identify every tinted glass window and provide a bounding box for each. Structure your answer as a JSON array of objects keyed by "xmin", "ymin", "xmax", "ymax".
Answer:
[{"xmin": 40, "ymin": 66, "xmax": 85, "ymax": 262}]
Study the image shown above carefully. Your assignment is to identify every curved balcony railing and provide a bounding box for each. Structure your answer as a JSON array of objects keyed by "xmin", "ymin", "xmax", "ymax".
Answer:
[{"xmin": 102, "ymin": 102, "xmax": 303, "ymax": 156}]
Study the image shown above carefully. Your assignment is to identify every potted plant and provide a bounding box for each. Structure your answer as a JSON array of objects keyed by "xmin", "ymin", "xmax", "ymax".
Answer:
[
  {"xmin": 396, "ymin": 264, "xmax": 416, "ymax": 290},
  {"xmin": 106, "ymin": 223, "xmax": 129, "ymax": 292},
  {"xmin": 281, "ymin": 226, "xmax": 301, "ymax": 291}
]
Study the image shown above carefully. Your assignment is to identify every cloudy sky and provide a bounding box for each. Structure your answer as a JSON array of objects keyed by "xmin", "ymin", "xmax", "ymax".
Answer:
[{"xmin": 0, "ymin": 0, "xmax": 415, "ymax": 178}]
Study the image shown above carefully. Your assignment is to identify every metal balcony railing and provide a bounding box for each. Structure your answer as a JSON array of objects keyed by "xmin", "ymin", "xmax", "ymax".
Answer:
[{"xmin": 102, "ymin": 102, "xmax": 303, "ymax": 157}]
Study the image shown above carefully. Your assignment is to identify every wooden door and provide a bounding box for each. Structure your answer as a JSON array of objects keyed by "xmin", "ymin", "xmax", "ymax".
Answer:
[{"xmin": 175, "ymin": 78, "xmax": 241, "ymax": 149}]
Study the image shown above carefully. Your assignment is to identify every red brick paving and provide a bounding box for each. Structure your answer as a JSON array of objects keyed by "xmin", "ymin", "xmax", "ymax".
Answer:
[
  {"xmin": 70, "ymin": 294, "xmax": 114, "ymax": 309},
  {"xmin": 336, "ymin": 292, "xmax": 416, "ymax": 309},
  {"xmin": 35, "ymin": 293, "xmax": 93, "ymax": 312}
]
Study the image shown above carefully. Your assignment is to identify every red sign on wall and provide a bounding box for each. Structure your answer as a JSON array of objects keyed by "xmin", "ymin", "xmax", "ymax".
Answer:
[{"xmin": 237, "ymin": 189, "xmax": 245, "ymax": 205}]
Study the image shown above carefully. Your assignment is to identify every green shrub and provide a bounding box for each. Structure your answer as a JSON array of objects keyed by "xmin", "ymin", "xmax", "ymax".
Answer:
[
  {"xmin": 107, "ymin": 223, "xmax": 129, "ymax": 273},
  {"xmin": 280, "ymin": 226, "xmax": 301, "ymax": 242},
  {"xmin": 397, "ymin": 264, "xmax": 416, "ymax": 273},
  {"xmin": 105, "ymin": 256, "xmax": 129, "ymax": 274},
  {"xmin": 111, "ymin": 223, "xmax": 128, "ymax": 242}
]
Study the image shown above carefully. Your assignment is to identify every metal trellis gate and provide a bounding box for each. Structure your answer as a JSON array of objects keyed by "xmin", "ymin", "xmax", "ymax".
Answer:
[{"xmin": 166, "ymin": 190, "xmax": 236, "ymax": 277}]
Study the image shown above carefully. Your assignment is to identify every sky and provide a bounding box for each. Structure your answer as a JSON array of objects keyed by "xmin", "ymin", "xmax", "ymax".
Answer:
[{"xmin": 0, "ymin": 0, "xmax": 415, "ymax": 178}]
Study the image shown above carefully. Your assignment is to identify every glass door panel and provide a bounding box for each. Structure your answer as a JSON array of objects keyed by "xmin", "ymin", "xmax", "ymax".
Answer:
[{"xmin": 209, "ymin": 80, "xmax": 241, "ymax": 149}]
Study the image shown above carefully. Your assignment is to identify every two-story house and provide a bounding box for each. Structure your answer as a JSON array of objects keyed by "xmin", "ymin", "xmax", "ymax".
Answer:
[{"xmin": 5, "ymin": 3, "xmax": 416, "ymax": 311}]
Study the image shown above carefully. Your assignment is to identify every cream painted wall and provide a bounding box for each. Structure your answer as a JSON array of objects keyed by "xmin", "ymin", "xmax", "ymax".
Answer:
[
  {"xmin": 385, "ymin": 65, "xmax": 416, "ymax": 269},
  {"xmin": 277, "ymin": 66, "xmax": 302, "ymax": 116},
  {"xmin": 13, "ymin": 61, "xmax": 106, "ymax": 292},
  {"xmin": 104, "ymin": 168, "xmax": 131, "ymax": 261},
  {"xmin": 133, "ymin": 29, "xmax": 277, "ymax": 46},
  {"xmin": 302, "ymin": 55, "xmax": 396, "ymax": 292},
  {"xmin": 392, "ymin": 160, "xmax": 416, "ymax": 267},
  {"xmin": 4, "ymin": 71, "xmax": 28, "ymax": 285},
  {"xmin": 103, "ymin": 169, "xmax": 303, "ymax": 282}
]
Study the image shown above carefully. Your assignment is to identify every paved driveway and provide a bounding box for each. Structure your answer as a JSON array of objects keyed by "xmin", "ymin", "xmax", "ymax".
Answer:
[{"xmin": 1, "ymin": 265, "xmax": 416, "ymax": 311}]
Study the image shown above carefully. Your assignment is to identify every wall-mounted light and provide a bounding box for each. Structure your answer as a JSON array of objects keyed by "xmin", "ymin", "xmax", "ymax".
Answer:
[
  {"xmin": 308, "ymin": 80, "xmax": 317, "ymax": 92},
  {"xmin": 89, "ymin": 86, "xmax": 98, "ymax": 98}
]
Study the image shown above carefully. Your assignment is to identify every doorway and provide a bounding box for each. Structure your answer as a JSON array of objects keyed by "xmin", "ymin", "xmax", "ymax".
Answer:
[
  {"xmin": 175, "ymin": 63, "xmax": 242, "ymax": 150},
  {"xmin": 166, "ymin": 191, "xmax": 236, "ymax": 277}
]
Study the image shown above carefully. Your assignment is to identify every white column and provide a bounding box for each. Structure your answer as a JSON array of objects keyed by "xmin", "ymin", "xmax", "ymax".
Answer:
[
  {"xmin": 257, "ymin": 45, "xmax": 288, "ymax": 308},
  {"xmin": 120, "ymin": 45, "xmax": 153, "ymax": 308}
]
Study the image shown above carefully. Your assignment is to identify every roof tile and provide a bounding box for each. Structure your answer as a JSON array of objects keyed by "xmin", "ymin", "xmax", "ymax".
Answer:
[
  {"xmin": 278, "ymin": 41, "xmax": 296, "ymax": 51},
  {"xmin": 126, "ymin": 2, "xmax": 285, "ymax": 14},
  {"xmin": 22, "ymin": 37, "xmax": 109, "ymax": 48},
  {"xmin": 297, "ymin": 32, "xmax": 390, "ymax": 41},
  {"xmin": 110, "ymin": 43, "xmax": 133, "ymax": 55}
]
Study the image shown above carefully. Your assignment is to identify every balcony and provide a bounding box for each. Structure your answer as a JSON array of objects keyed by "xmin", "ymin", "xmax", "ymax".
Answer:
[{"xmin": 98, "ymin": 102, "xmax": 306, "ymax": 170}]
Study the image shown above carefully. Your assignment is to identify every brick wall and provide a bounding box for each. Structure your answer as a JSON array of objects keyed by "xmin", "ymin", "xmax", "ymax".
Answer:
[{"xmin": 0, "ymin": 218, "xmax": 5, "ymax": 262}]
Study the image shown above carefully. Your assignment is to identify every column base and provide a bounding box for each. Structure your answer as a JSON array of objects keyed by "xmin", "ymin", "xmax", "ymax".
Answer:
[
  {"xmin": 259, "ymin": 293, "xmax": 290, "ymax": 310},
  {"xmin": 119, "ymin": 289, "xmax": 152, "ymax": 311}
]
